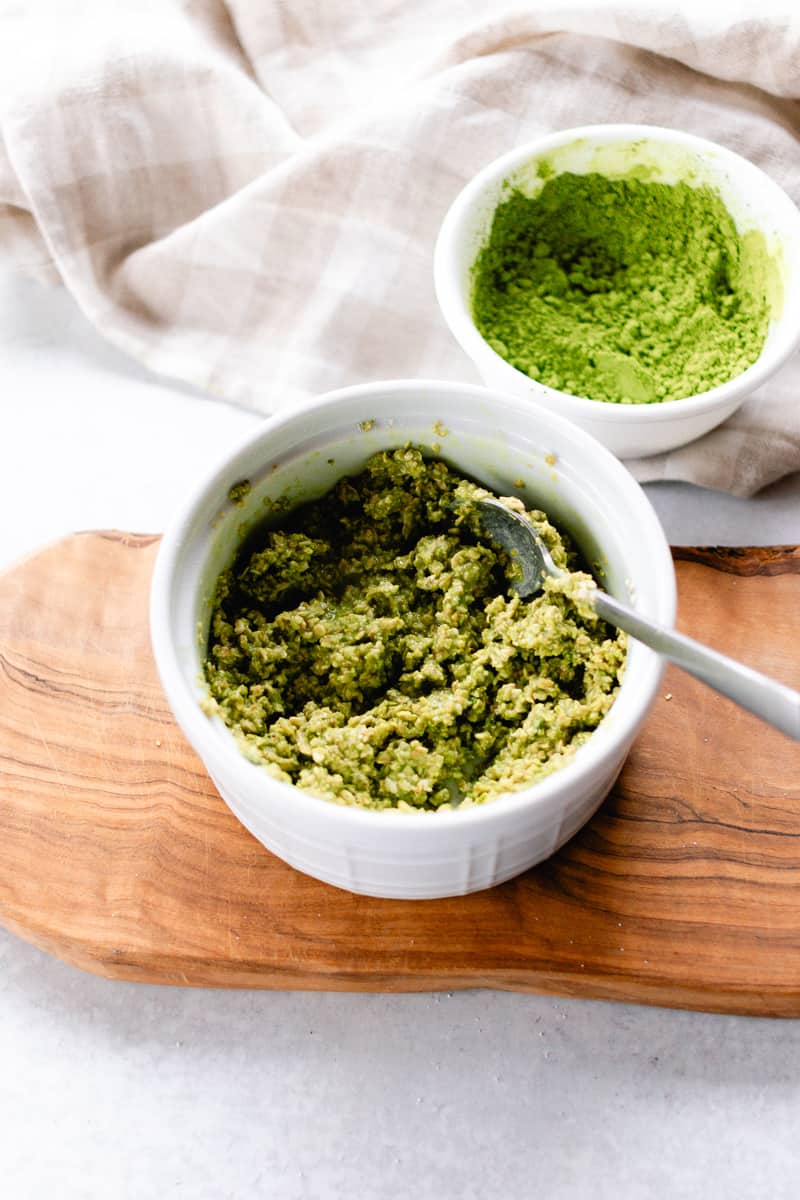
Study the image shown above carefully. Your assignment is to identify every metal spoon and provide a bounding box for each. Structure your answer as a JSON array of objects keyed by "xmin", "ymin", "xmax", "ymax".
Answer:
[{"xmin": 474, "ymin": 497, "xmax": 800, "ymax": 741}]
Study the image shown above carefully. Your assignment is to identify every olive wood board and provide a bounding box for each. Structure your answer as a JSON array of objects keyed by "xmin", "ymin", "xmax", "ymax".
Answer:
[{"xmin": 1, "ymin": 532, "xmax": 799, "ymax": 1016}]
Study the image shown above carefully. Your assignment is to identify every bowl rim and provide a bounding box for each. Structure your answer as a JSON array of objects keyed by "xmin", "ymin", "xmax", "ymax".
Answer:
[
  {"xmin": 150, "ymin": 377, "xmax": 673, "ymax": 831},
  {"xmin": 434, "ymin": 122, "xmax": 800, "ymax": 424}
]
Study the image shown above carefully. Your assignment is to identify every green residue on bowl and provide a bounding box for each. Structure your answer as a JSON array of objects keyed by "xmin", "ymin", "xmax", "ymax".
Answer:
[
  {"xmin": 228, "ymin": 479, "xmax": 252, "ymax": 506},
  {"xmin": 471, "ymin": 171, "xmax": 780, "ymax": 404}
]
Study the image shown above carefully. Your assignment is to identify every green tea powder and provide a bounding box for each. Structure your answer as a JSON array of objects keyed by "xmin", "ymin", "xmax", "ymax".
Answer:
[{"xmin": 471, "ymin": 172, "xmax": 773, "ymax": 404}]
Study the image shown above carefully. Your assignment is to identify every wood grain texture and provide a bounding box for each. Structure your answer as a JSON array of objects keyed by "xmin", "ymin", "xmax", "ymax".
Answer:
[{"xmin": 1, "ymin": 532, "xmax": 799, "ymax": 1014}]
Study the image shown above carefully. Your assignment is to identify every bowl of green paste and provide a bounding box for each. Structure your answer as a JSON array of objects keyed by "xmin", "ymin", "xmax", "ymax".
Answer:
[
  {"xmin": 150, "ymin": 379, "xmax": 674, "ymax": 899},
  {"xmin": 435, "ymin": 125, "xmax": 800, "ymax": 458},
  {"xmin": 202, "ymin": 447, "xmax": 627, "ymax": 813}
]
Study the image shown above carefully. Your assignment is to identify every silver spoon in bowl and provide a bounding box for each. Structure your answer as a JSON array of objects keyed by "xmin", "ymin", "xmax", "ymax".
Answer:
[{"xmin": 473, "ymin": 496, "xmax": 800, "ymax": 741}]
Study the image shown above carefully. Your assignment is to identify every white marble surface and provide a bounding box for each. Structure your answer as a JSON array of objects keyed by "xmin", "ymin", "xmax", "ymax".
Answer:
[{"xmin": 2, "ymin": 270, "xmax": 800, "ymax": 1199}]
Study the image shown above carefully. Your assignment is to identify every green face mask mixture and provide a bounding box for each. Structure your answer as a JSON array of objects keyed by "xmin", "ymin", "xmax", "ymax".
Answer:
[{"xmin": 471, "ymin": 172, "xmax": 774, "ymax": 404}]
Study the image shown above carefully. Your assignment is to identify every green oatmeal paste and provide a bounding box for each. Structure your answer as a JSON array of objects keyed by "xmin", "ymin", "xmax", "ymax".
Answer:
[
  {"xmin": 204, "ymin": 448, "xmax": 626, "ymax": 812},
  {"xmin": 472, "ymin": 172, "xmax": 772, "ymax": 404}
]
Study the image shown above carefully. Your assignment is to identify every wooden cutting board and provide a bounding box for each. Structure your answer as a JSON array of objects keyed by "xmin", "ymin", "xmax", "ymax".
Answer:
[{"xmin": 1, "ymin": 532, "xmax": 799, "ymax": 1015}]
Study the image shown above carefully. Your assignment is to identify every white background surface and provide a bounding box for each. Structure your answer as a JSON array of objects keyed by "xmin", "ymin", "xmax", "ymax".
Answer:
[{"xmin": 2, "ymin": 268, "xmax": 800, "ymax": 1198}]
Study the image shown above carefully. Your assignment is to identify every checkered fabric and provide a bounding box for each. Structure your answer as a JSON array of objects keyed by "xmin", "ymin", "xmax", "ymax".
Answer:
[{"xmin": 1, "ymin": 0, "xmax": 799, "ymax": 495}]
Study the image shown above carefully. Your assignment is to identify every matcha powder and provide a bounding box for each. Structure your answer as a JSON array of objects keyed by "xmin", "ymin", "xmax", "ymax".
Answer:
[{"xmin": 471, "ymin": 172, "xmax": 773, "ymax": 404}]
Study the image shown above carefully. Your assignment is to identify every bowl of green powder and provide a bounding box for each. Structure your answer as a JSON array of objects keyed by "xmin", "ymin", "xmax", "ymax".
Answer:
[
  {"xmin": 150, "ymin": 379, "xmax": 674, "ymax": 900},
  {"xmin": 434, "ymin": 125, "xmax": 800, "ymax": 458}
]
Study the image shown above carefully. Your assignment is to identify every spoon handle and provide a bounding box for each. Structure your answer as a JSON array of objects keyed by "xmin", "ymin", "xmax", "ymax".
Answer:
[{"xmin": 593, "ymin": 590, "xmax": 800, "ymax": 741}]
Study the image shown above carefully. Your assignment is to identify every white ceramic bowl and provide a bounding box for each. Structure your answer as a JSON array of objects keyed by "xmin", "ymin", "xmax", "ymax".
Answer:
[
  {"xmin": 150, "ymin": 379, "xmax": 674, "ymax": 899},
  {"xmin": 434, "ymin": 124, "xmax": 800, "ymax": 459}
]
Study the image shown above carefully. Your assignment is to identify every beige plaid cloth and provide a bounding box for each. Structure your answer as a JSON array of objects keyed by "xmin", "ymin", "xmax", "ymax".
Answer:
[{"xmin": 2, "ymin": 0, "xmax": 799, "ymax": 495}]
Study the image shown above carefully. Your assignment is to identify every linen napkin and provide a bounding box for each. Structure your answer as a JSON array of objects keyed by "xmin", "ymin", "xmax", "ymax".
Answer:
[{"xmin": 2, "ymin": 0, "xmax": 799, "ymax": 496}]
